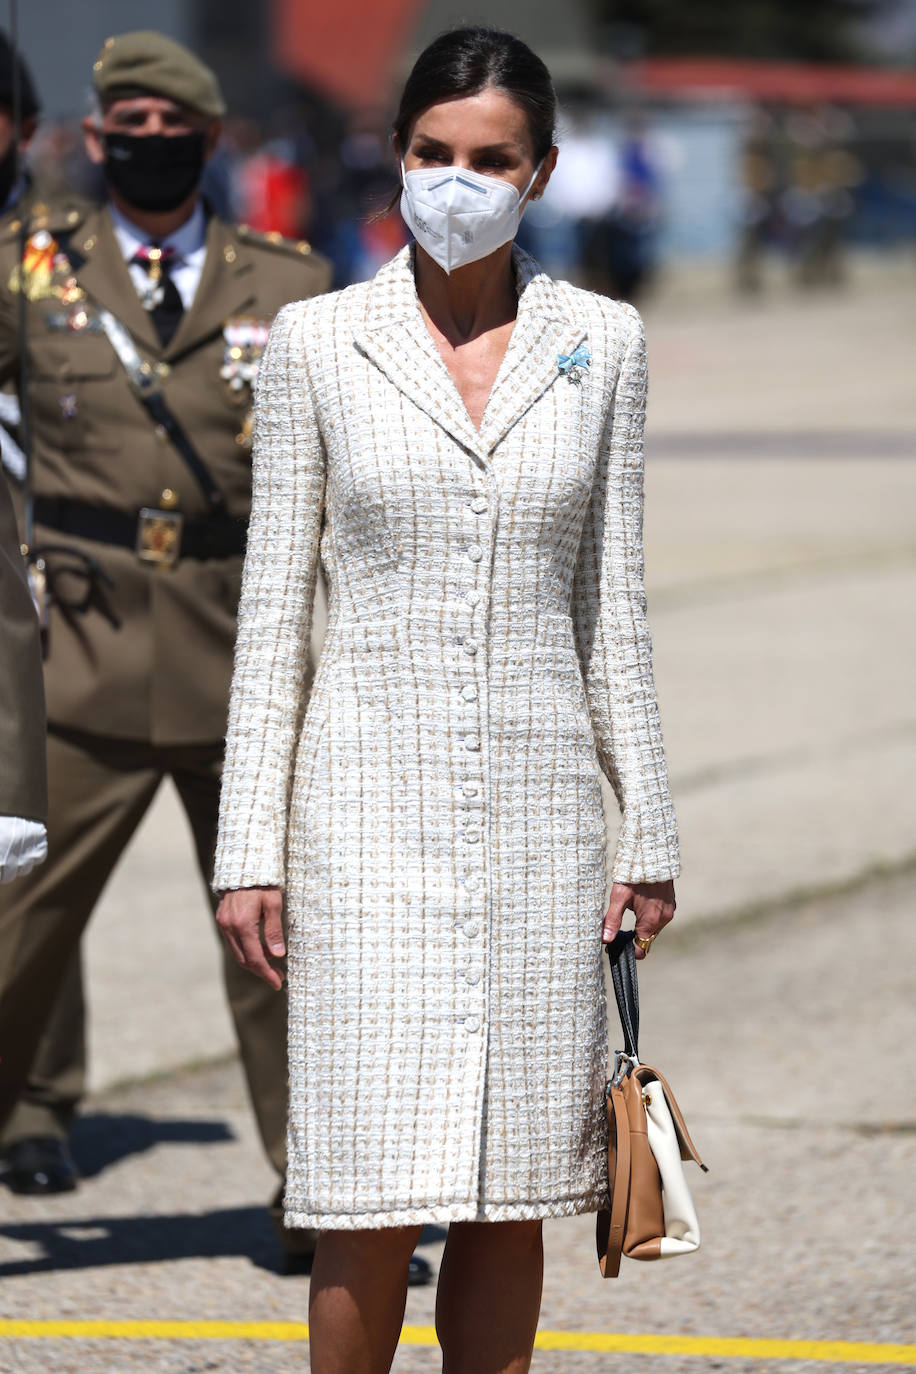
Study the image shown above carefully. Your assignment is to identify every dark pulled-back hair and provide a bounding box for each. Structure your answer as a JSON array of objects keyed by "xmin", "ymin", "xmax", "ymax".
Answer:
[{"xmin": 393, "ymin": 27, "xmax": 557, "ymax": 163}]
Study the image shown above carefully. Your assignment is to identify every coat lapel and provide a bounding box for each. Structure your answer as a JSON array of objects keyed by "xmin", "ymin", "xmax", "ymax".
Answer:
[
  {"xmin": 354, "ymin": 247, "xmax": 484, "ymax": 458},
  {"xmin": 477, "ymin": 248, "xmax": 586, "ymax": 456},
  {"xmin": 354, "ymin": 246, "xmax": 586, "ymax": 462},
  {"xmin": 165, "ymin": 215, "xmax": 257, "ymax": 361},
  {"xmin": 68, "ymin": 206, "xmax": 161, "ymax": 354}
]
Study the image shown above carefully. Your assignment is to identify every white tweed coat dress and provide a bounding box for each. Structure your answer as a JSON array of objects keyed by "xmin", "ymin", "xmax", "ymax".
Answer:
[{"xmin": 213, "ymin": 244, "xmax": 680, "ymax": 1230}]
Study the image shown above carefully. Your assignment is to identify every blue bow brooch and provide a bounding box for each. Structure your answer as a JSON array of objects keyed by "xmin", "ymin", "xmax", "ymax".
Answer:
[{"xmin": 557, "ymin": 344, "xmax": 590, "ymax": 385}]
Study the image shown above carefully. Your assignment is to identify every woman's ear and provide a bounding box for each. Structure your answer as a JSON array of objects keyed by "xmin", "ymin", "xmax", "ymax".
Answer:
[{"xmin": 533, "ymin": 145, "xmax": 559, "ymax": 200}]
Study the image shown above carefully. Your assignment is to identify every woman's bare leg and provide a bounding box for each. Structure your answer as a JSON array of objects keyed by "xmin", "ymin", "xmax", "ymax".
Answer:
[
  {"xmin": 435, "ymin": 1219, "xmax": 544, "ymax": 1374},
  {"xmin": 308, "ymin": 1225, "xmax": 423, "ymax": 1374}
]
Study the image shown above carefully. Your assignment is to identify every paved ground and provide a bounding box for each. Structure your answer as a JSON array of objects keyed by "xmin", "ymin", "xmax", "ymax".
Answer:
[
  {"xmin": 2, "ymin": 874, "xmax": 913, "ymax": 1371},
  {"xmin": 1, "ymin": 257, "xmax": 914, "ymax": 1369}
]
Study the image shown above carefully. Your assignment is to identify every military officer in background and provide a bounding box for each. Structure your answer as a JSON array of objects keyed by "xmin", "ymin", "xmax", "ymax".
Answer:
[
  {"xmin": 0, "ymin": 469, "xmax": 47, "ymax": 885},
  {"xmin": 0, "ymin": 31, "xmax": 330, "ymax": 1271},
  {"xmin": 0, "ymin": 32, "xmax": 47, "ymax": 882}
]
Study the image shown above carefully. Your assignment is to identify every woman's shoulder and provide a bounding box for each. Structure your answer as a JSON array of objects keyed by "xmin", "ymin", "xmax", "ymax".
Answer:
[
  {"xmin": 553, "ymin": 276, "xmax": 643, "ymax": 347},
  {"xmin": 269, "ymin": 277, "xmax": 374, "ymax": 339},
  {"xmin": 516, "ymin": 249, "xmax": 643, "ymax": 355}
]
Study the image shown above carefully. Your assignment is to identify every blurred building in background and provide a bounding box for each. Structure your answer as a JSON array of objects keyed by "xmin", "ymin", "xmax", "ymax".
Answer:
[{"xmin": 12, "ymin": 0, "xmax": 916, "ymax": 290}]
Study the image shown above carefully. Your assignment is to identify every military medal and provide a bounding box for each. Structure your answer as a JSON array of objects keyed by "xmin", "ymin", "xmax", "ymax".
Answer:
[
  {"xmin": 59, "ymin": 277, "xmax": 85, "ymax": 306},
  {"xmin": 221, "ymin": 316, "xmax": 270, "ymax": 395},
  {"xmin": 133, "ymin": 244, "xmax": 178, "ymax": 311},
  {"xmin": 557, "ymin": 345, "xmax": 591, "ymax": 386},
  {"xmin": 9, "ymin": 229, "xmax": 59, "ymax": 301},
  {"xmin": 137, "ymin": 245, "xmax": 166, "ymax": 310}
]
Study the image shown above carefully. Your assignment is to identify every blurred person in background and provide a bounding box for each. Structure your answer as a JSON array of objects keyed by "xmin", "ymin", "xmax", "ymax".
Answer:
[
  {"xmin": 523, "ymin": 102, "xmax": 621, "ymax": 285},
  {"xmin": 214, "ymin": 25, "xmax": 678, "ymax": 1371},
  {"xmin": 599, "ymin": 113, "xmax": 665, "ymax": 302},
  {"xmin": 0, "ymin": 29, "xmax": 333, "ymax": 1275},
  {"xmin": 0, "ymin": 470, "xmax": 47, "ymax": 888},
  {"xmin": 0, "ymin": 30, "xmax": 38, "ymax": 216},
  {"xmin": 735, "ymin": 105, "xmax": 779, "ymax": 293},
  {"xmin": 316, "ymin": 106, "xmax": 407, "ymax": 285},
  {"xmin": 0, "ymin": 33, "xmax": 48, "ymax": 891},
  {"xmin": 0, "ymin": 32, "xmax": 88, "ymax": 495},
  {"xmin": 782, "ymin": 102, "xmax": 861, "ymax": 288}
]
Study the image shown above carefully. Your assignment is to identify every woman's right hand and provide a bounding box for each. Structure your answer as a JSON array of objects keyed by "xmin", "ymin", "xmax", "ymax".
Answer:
[{"xmin": 216, "ymin": 886, "xmax": 286, "ymax": 989}]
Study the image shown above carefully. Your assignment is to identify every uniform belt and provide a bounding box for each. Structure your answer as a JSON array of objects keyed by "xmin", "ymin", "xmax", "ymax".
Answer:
[{"xmin": 34, "ymin": 497, "xmax": 246, "ymax": 562}]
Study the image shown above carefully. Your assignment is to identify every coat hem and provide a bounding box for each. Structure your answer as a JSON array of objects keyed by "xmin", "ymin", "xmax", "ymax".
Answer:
[{"xmin": 285, "ymin": 1188, "xmax": 606, "ymax": 1231}]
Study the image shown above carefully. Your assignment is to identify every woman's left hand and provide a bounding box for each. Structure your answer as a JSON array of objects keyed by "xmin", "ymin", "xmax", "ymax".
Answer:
[{"xmin": 602, "ymin": 880, "xmax": 676, "ymax": 959}]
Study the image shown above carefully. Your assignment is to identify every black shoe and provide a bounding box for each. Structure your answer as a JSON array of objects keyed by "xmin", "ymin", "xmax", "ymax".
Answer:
[
  {"xmin": 3, "ymin": 1137, "xmax": 79, "ymax": 1195},
  {"xmin": 408, "ymin": 1253, "xmax": 433, "ymax": 1287},
  {"xmin": 282, "ymin": 1247, "xmax": 315, "ymax": 1276}
]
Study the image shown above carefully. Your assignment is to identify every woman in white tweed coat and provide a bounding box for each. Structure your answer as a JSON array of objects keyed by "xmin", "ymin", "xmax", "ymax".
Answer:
[{"xmin": 215, "ymin": 27, "xmax": 678, "ymax": 1374}]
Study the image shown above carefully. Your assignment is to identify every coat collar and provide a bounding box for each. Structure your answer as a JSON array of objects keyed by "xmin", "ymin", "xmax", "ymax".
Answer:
[{"xmin": 354, "ymin": 245, "xmax": 586, "ymax": 462}]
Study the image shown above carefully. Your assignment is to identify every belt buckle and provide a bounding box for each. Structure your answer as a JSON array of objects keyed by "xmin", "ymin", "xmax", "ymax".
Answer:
[{"xmin": 136, "ymin": 507, "xmax": 184, "ymax": 567}]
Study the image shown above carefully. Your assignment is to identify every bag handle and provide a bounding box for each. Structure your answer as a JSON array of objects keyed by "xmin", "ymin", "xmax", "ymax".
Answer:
[
  {"xmin": 605, "ymin": 931, "xmax": 639, "ymax": 1059},
  {"xmin": 596, "ymin": 1081, "xmax": 631, "ymax": 1277}
]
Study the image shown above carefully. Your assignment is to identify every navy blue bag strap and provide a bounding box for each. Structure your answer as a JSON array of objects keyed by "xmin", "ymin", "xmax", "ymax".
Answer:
[{"xmin": 604, "ymin": 931, "xmax": 639, "ymax": 1060}]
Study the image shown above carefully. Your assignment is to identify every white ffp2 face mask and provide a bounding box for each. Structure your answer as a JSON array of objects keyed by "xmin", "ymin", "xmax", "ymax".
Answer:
[{"xmin": 399, "ymin": 160, "xmax": 542, "ymax": 274}]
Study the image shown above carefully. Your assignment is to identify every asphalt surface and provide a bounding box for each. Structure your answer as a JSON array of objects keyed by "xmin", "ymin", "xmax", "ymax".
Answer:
[
  {"xmin": 1, "ymin": 874, "xmax": 913, "ymax": 1372},
  {"xmin": 1, "ymin": 255, "xmax": 914, "ymax": 1370}
]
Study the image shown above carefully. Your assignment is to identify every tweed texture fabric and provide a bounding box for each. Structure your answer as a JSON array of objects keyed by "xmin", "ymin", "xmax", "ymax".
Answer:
[{"xmin": 213, "ymin": 245, "xmax": 680, "ymax": 1230}]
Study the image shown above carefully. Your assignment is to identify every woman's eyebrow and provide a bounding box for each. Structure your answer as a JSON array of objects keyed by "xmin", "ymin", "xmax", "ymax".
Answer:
[{"xmin": 413, "ymin": 138, "xmax": 519, "ymax": 155}]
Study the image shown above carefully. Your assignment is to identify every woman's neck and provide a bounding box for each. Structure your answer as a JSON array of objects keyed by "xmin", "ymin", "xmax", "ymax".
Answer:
[{"xmin": 413, "ymin": 242, "xmax": 518, "ymax": 345}]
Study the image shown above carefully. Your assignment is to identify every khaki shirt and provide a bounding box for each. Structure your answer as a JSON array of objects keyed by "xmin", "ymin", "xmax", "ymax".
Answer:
[{"xmin": 0, "ymin": 200, "xmax": 331, "ymax": 743}]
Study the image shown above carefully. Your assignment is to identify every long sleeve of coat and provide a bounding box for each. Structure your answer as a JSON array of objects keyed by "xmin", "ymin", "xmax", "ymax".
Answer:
[
  {"xmin": 572, "ymin": 304, "xmax": 680, "ymax": 884},
  {"xmin": 213, "ymin": 303, "xmax": 325, "ymax": 891}
]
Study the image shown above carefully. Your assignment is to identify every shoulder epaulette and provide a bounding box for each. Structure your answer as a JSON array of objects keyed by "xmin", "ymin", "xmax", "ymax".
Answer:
[
  {"xmin": 0, "ymin": 198, "xmax": 90, "ymax": 244},
  {"xmin": 235, "ymin": 224, "xmax": 315, "ymax": 259}
]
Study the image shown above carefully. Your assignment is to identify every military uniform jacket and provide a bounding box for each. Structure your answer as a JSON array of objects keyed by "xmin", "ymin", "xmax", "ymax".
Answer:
[
  {"xmin": 0, "ymin": 470, "xmax": 46, "ymax": 820},
  {"xmin": 0, "ymin": 200, "xmax": 330, "ymax": 743}
]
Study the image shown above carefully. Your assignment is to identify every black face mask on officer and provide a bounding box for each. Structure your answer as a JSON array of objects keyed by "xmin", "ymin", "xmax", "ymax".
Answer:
[{"xmin": 103, "ymin": 130, "xmax": 207, "ymax": 213}]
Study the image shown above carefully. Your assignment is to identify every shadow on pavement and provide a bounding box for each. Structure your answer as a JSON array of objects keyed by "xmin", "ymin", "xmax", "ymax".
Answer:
[
  {"xmin": 0, "ymin": 1212, "xmax": 448, "ymax": 1279},
  {"xmin": 0, "ymin": 1206, "xmax": 283, "ymax": 1277},
  {"xmin": 70, "ymin": 1112, "xmax": 236, "ymax": 1178}
]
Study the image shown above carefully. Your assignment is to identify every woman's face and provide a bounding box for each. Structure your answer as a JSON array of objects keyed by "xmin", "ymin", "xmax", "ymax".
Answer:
[{"xmin": 401, "ymin": 86, "xmax": 555, "ymax": 203}]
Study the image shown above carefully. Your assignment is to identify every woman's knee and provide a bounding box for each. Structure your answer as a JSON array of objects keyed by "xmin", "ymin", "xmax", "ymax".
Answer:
[
  {"xmin": 316, "ymin": 1224, "xmax": 423, "ymax": 1270},
  {"xmin": 448, "ymin": 1218, "xmax": 542, "ymax": 1254}
]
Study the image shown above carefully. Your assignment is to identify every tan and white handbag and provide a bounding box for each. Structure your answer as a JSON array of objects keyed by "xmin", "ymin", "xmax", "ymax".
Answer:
[{"xmin": 597, "ymin": 931, "xmax": 708, "ymax": 1278}]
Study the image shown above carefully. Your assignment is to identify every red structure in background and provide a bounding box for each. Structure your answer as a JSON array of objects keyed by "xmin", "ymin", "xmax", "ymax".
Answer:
[
  {"xmin": 633, "ymin": 57, "xmax": 916, "ymax": 108},
  {"xmin": 271, "ymin": 0, "xmax": 426, "ymax": 108},
  {"xmin": 238, "ymin": 150, "xmax": 312, "ymax": 238}
]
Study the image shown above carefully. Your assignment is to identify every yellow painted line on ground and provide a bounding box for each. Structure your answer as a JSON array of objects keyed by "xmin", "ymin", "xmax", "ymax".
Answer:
[{"xmin": 0, "ymin": 1322, "xmax": 914, "ymax": 1364}]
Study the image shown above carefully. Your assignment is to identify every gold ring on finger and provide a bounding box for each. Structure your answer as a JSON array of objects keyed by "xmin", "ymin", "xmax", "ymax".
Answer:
[{"xmin": 635, "ymin": 934, "xmax": 657, "ymax": 953}]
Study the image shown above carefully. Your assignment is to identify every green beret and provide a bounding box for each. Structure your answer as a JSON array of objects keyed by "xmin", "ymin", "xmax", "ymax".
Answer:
[{"xmin": 93, "ymin": 30, "xmax": 226, "ymax": 118}]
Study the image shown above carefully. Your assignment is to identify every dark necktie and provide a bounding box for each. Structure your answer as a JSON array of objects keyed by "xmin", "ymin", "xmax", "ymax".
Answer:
[{"xmin": 133, "ymin": 243, "xmax": 184, "ymax": 348}]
